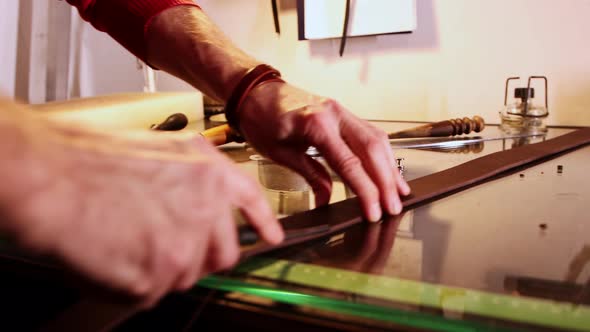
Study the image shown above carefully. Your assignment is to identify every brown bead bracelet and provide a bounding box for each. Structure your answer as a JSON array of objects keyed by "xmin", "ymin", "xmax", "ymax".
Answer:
[{"xmin": 224, "ymin": 64, "xmax": 285, "ymax": 141}]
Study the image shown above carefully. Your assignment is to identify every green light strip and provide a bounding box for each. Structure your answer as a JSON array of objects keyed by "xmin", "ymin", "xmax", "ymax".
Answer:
[
  {"xmin": 200, "ymin": 259, "xmax": 590, "ymax": 331},
  {"xmin": 198, "ymin": 276, "xmax": 515, "ymax": 332}
]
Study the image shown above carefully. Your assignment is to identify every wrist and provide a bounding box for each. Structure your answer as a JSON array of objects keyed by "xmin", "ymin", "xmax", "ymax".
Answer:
[
  {"xmin": 224, "ymin": 64, "xmax": 285, "ymax": 139},
  {"xmin": 240, "ymin": 80, "xmax": 285, "ymax": 118}
]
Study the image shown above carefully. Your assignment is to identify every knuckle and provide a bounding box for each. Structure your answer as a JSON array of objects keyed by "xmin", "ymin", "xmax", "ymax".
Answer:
[
  {"xmin": 299, "ymin": 104, "xmax": 315, "ymax": 116},
  {"xmin": 276, "ymin": 121, "xmax": 292, "ymax": 141},
  {"xmin": 383, "ymin": 173, "xmax": 396, "ymax": 191},
  {"xmin": 128, "ymin": 276, "xmax": 151, "ymax": 299},
  {"xmin": 213, "ymin": 244, "xmax": 240, "ymax": 271},
  {"xmin": 304, "ymin": 110, "xmax": 329, "ymax": 128},
  {"xmin": 321, "ymin": 98, "xmax": 338, "ymax": 110},
  {"xmin": 336, "ymin": 155, "xmax": 362, "ymax": 175},
  {"xmin": 322, "ymin": 98, "xmax": 346, "ymax": 116},
  {"xmin": 213, "ymin": 167, "xmax": 236, "ymax": 192},
  {"xmin": 243, "ymin": 175, "xmax": 261, "ymax": 192},
  {"xmin": 366, "ymin": 136, "xmax": 384, "ymax": 155},
  {"xmin": 298, "ymin": 110, "xmax": 336, "ymax": 140},
  {"xmin": 239, "ymin": 178, "xmax": 262, "ymax": 205},
  {"xmin": 222, "ymin": 246, "xmax": 241, "ymax": 269},
  {"xmin": 365, "ymin": 185, "xmax": 380, "ymax": 203},
  {"xmin": 376, "ymin": 128, "xmax": 389, "ymax": 141},
  {"xmin": 165, "ymin": 244, "xmax": 191, "ymax": 274}
]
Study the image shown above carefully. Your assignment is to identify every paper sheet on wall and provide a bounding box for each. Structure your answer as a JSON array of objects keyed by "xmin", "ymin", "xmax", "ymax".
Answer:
[{"xmin": 301, "ymin": 0, "xmax": 416, "ymax": 40}]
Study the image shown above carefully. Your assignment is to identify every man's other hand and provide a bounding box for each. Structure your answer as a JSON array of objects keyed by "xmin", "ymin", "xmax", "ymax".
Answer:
[
  {"xmin": 239, "ymin": 83, "xmax": 411, "ymax": 222},
  {"xmin": 10, "ymin": 124, "xmax": 282, "ymax": 308}
]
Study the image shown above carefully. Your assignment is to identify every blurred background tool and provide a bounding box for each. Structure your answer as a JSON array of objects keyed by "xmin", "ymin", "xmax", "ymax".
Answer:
[
  {"xmin": 150, "ymin": 113, "xmax": 188, "ymax": 131},
  {"xmin": 200, "ymin": 123, "xmax": 244, "ymax": 145}
]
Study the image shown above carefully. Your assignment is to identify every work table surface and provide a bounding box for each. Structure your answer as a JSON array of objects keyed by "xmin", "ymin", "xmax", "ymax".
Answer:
[{"xmin": 0, "ymin": 119, "xmax": 588, "ymax": 331}]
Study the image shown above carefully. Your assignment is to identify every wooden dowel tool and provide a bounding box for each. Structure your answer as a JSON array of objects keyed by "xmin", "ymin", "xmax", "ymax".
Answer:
[{"xmin": 387, "ymin": 116, "xmax": 485, "ymax": 139}]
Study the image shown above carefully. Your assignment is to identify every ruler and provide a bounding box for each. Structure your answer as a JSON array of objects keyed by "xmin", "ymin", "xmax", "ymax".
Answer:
[{"xmin": 199, "ymin": 258, "xmax": 590, "ymax": 332}]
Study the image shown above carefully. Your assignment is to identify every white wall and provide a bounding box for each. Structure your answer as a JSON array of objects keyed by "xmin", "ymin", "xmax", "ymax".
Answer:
[
  {"xmin": 0, "ymin": 1, "xmax": 19, "ymax": 96},
  {"xmin": 195, "ymin": 0, "xmax": 590, "ymax": 126},
  {"xmin": 69, "ymin": 7, "xmax": 195, "ymax": 98},
  {"xmin": 34, "ymin": 0, "xmax": 590, "ymax": 126}
]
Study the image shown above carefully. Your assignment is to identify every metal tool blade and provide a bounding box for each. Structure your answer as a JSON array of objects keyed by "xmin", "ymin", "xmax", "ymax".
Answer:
[
  {"xmin": 389, "ymin": 133, "xmax": 544, "ymax": 150},
  {"xmin": 305, "ymin": 133, "xmax": 544, "ymax": 156}
]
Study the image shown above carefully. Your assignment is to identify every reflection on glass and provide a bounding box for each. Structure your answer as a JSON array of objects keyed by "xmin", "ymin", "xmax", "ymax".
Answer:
[
  {"xmin": 502, "ymin": 134, "xmax": 547, "ymax": 150},
  {"xmin": 292, "ymin": 212, "xmax": 423, "ymax": 280},
  {"xmin": 415, "ymin": 141, "xmax": 485, "ymax": 154}
]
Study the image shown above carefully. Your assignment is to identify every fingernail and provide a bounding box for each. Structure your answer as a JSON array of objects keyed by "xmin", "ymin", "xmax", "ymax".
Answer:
[{"xmin": 368, "ymin": 202, "xmax": 382, "ymax": 222}]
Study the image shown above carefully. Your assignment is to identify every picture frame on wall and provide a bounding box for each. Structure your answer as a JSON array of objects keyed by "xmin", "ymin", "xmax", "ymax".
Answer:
[{"xmin": 297, "ymin": 0, "xmax": 417, "ymax": 41}]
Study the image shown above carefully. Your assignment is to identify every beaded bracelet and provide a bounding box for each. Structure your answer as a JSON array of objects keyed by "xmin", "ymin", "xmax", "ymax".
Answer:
[{"xmin": 224, "ymin": 64, "xmax": 285, "ymax": 141}]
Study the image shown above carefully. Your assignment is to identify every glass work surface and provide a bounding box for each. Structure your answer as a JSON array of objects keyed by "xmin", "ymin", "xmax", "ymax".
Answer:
[
  {"xmin": 201, "ymin": 123, "xmax": 590, "ymax": 332},
  {"xmin": 0, "ymin": 121, "xmax": 587, "ymax": 331}
]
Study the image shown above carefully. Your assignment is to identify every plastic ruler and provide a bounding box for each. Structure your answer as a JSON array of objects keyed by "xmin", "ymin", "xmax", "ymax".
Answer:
[{"xmin": 200, "ymin": 258, "xmax": 590, "ymax": 332}]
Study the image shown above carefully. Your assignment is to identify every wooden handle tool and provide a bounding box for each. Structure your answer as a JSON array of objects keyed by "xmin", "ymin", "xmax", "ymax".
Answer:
[
  {"xmin": 200, "ymin": 124, "xmax": 244, "ymax": 146},
  {"xmin": 201, "ymin": 116, "xmax": 485, "ymax": 146},
  {"xmin": 387, "ymin": 116, "xmax": 485, "ymax": 139},
  {"xmin": 150, "ymin": 113, "xmax": 188, "ymax": 131}
]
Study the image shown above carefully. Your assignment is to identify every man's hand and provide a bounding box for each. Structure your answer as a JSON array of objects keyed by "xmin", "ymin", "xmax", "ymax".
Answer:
[
  {"xmin": 3, "ymin": 114, "xmax": 282, "ymax": 308},
  {"xmin": 143, "ymin": 6, "xmax": 410, "ymax": 221},
  {"xmin": 239, "ymin": 82, "xmax": 411, "ymax": 222}
]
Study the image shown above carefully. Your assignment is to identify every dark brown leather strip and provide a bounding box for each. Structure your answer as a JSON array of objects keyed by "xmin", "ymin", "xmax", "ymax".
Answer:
[{"xmin": 241, "ymin": 128, "xmax": 590, "ymax": 259}]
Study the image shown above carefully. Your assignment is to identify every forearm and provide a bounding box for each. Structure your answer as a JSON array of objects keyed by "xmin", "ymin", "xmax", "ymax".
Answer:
[{"xmin": 145, "ymin": 6, "xmax": 262, "ymax": 102}]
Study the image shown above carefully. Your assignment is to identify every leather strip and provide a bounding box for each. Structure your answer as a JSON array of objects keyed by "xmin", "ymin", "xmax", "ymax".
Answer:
[{"xmin": 241, "ymin": 128, "xmax": 590, "ymax": 259}]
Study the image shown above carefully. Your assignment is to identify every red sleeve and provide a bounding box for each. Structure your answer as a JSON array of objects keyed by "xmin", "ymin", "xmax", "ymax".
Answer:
[{"xmin": 66, "ymin": 0, "xmax": 200, "ymax": 61}]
